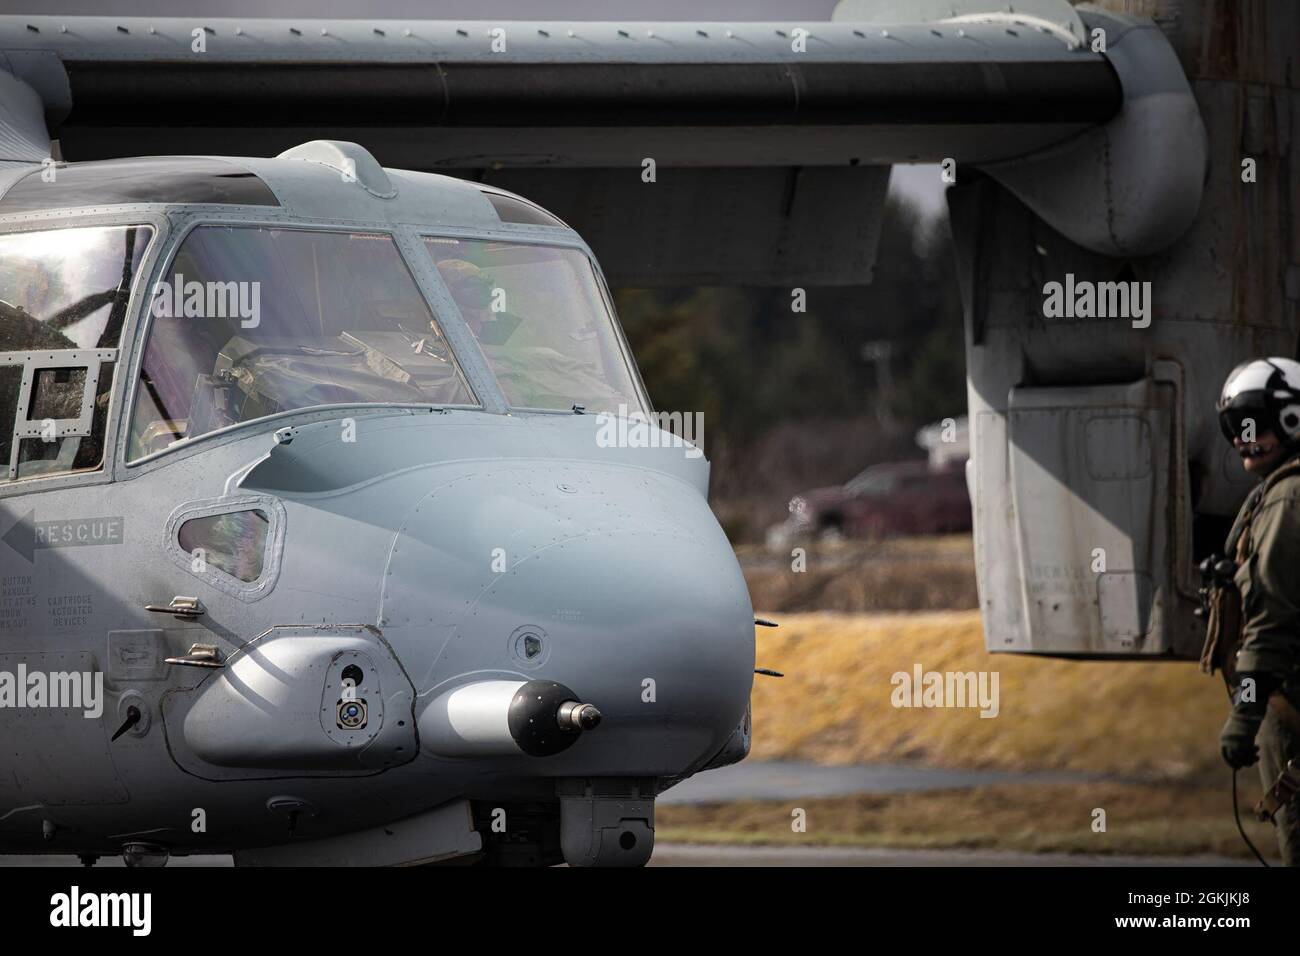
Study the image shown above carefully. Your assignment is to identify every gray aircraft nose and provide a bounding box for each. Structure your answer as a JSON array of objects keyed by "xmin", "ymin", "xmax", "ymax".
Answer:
[{"xmin": 380, "ymin": 463, "xmax": 756, "ymax": 775}]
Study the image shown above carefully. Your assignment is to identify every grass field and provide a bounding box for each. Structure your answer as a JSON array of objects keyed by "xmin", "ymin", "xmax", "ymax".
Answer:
[
  {"xmin": 683, "ymin": 534, "xmax": 1288, "ymax": 859},
  {"xmin": 670, "ymin": 605, "xmax": 1285, "ymax": 859},
  {"xmin": 747, "ymin": 609, "xmax": 1227, "ymax": 779}
]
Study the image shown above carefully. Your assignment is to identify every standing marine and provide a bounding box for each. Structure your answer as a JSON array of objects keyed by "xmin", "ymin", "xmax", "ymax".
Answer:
[{"xmin": 1203, "ymin": 357, "xmax": 1300, "ymax": 865}]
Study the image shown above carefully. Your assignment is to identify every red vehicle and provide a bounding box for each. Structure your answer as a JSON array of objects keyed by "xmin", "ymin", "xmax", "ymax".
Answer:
[{"xmin": 786, "ymin": 459, "xmax": 972, "ymax": 540}]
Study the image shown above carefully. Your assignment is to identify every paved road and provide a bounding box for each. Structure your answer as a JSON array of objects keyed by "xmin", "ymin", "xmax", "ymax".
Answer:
[
  {"xmin": 658, "ymin": 759, "xmax": 1116, "ymax": 804},
  {"xmin": 649, "ymin": 844, "xmax": 1249, "ymax": 867},
  {"xmin": 0, "ymin": 762, "xmax": 1247, "ymax": 866}
]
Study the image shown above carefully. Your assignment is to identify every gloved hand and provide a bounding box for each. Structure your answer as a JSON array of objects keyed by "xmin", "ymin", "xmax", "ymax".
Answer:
[
  {"xmin": 1219, "ymin": 707, "xmax": 1265, "ymax": 769},
  {"xmin": 1220, "ymin": 671, "xmax": 1278, "ymax": 769}
]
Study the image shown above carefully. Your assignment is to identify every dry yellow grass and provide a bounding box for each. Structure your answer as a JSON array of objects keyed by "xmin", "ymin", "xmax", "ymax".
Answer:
[{"xmin": 750, "ymin": 610, "xmax": 1229, "ymax": 779}]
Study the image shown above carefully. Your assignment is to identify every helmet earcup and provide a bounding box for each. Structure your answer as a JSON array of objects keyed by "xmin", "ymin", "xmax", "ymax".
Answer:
[{"xmin": 1277, "ymin": 404, "xmax": 1300, "ymax": 442}]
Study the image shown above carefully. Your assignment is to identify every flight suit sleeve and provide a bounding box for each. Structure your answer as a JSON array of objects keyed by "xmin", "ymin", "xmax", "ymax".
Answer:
[{"xmin": 1236, "ymin": 482, "xmax": 1300, "ymax": 676}]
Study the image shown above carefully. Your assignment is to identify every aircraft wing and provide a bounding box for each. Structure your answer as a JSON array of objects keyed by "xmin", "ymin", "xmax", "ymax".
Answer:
[{"xmin": 0, "ymin": 3, "xmax": 1201, "ymax": 283}]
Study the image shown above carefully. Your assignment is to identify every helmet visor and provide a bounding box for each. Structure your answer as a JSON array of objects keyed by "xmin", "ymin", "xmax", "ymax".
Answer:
[{"xmin": 1218, "ymin": 400, "xmax": 1276, "ymax": 444}]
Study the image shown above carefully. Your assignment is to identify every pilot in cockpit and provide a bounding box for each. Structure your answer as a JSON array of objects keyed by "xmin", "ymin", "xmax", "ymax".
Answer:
[{"xmin": 435, "ymin": 259, "xmax": 522, "ymax": 347}]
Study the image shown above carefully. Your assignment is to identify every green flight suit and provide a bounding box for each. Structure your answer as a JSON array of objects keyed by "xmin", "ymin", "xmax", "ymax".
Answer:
[{"xmin": 1228, "ymin": 453, "xmax": 1300, "ymax": 865}]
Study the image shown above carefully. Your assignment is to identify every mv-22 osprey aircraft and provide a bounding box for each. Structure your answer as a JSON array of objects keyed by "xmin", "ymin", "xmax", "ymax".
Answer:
[{"xmin": 0, "ymin": 0, "xmax": 1293, "ymax": 865}]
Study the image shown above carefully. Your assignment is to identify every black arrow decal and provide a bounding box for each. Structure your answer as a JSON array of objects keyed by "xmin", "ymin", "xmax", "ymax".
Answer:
[{"xmin": 1, "ymin": 510, "xmax": 35, "ymax": 564}]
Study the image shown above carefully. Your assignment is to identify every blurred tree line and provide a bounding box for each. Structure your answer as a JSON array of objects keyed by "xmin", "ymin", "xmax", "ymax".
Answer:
[{"xmin": 613, "ymin": 194, "xmax": 966, "ymax": 541}]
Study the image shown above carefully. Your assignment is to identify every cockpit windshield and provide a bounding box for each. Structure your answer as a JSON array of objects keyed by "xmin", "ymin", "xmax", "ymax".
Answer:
[
  {"xmin": 128, "ymin": 227, "xmax": 475, "ymax": 460},
  {"xmin": 425, "ymin": 237, "xmax": 643, "ymax": 414}
]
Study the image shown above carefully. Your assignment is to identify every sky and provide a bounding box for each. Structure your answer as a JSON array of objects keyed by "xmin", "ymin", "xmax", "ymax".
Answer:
[{"xmin": 888, "ymin": 165, "xmax": 947, "ymax": 224}]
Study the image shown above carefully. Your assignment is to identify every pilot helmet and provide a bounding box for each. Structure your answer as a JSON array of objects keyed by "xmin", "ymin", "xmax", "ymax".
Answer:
[
  {"xmin": 1217, "ymin": 357, "xmax": 1300, "ymax": 447},
  {"xmin": 436, "ymin": 258, "xmax": 494, "ymax": 310}
]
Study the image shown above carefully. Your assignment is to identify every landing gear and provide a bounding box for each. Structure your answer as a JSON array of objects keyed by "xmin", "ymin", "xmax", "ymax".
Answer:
[
  {"xmin": 471, "ymin": 783, "xmax": 657, "ymax": 867},
  {"xmin": 557, "ymin": 778, "xmax": 655, "ymax": 867},
  {"xmin": 470, "ymin": 803, "xmax": 564, "ymax": 867}
]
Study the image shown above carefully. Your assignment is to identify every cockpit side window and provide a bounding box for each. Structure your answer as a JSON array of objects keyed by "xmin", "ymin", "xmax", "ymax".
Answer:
[
  {"xmin": 0, "ymin": 224, "xmax": 153, "ymax": 483},
  {"xmin": 424, "ymin": 237, "xmax": 644, "ymax": 414},
  {"xmin": 127, "ymin": 227, "xmax": 475, "ymax": 461}
]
